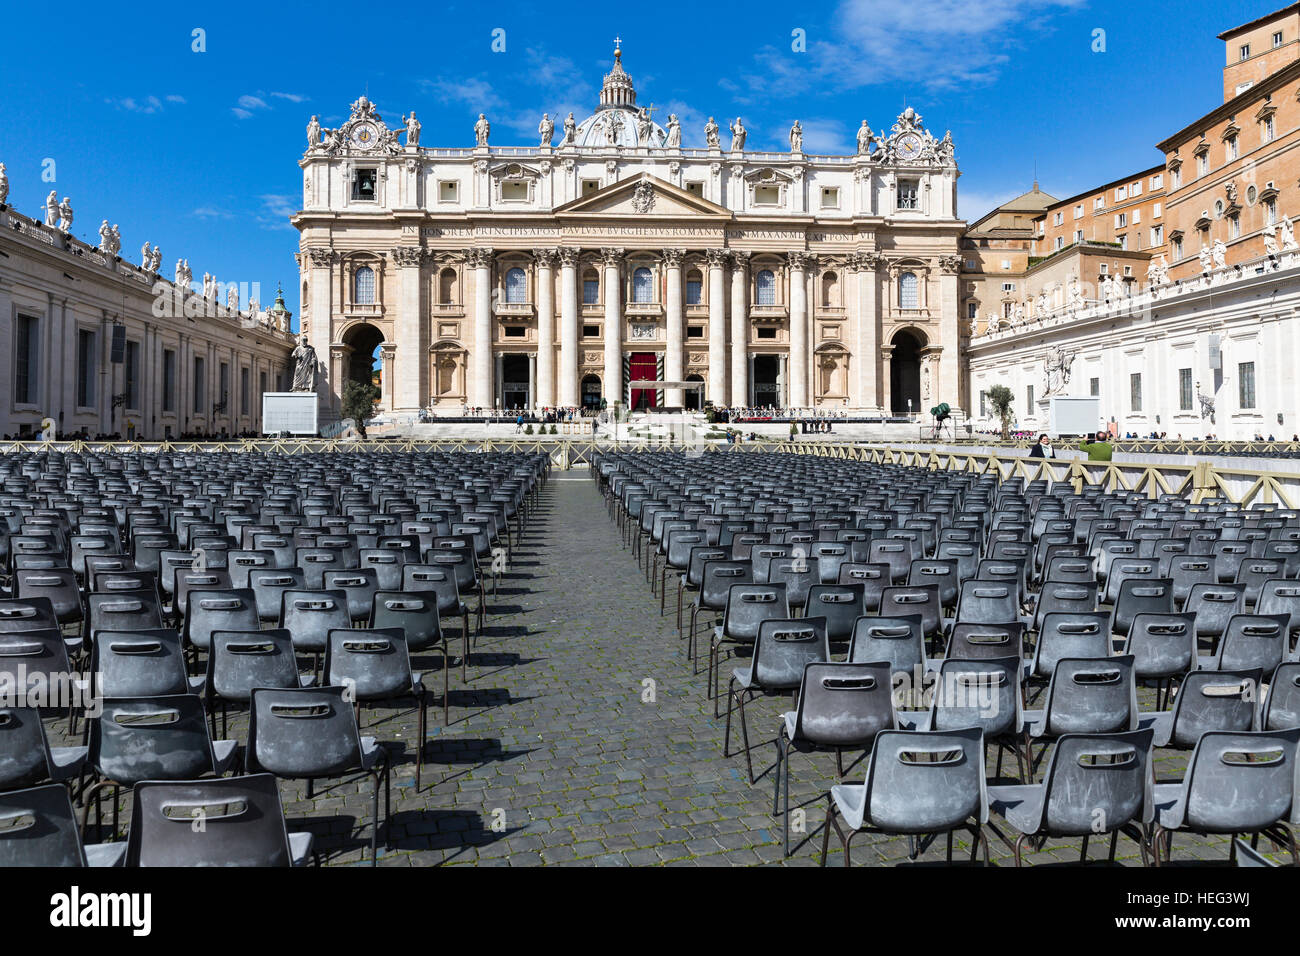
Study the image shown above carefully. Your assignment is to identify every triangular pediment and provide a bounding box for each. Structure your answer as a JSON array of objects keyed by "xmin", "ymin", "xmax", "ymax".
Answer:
[{"xmin": 554, "ymin": 172, "xmax": 732, "ymax": 220}]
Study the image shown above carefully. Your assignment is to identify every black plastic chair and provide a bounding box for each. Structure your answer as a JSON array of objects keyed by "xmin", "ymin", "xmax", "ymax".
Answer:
[{"xmin": 0, "ymin": 783, "xmax": 124, "ymax": 866}]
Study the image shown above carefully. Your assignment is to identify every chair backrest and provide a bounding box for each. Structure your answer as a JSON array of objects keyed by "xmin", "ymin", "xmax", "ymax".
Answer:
[
  {"xmin": 766, "ymin": 559, "xmax": 819, "ymax": 609},
  {"xmin": 358, "ymin": 549, "xmax": 407, "ymax": 591},
  {"xmin": 1033, "ymin": 611, "xmax": 1111, "ymax": 679},
  {"xmin": 325, "ymin": 627, "xmax": 416, "ymax": 701},
  {"xmin": 748, "ymin": 617, "xmax": 830, "ymax": 690},
  {"xmin": 1033, "ymin": 581, "xmax": 1098, "ymax": 631},
  {"xmin": 0, "ymin": 783, "xmax": 88, "ymax": 866},
  {"xmin": 90, "ymin": 694, "xmax": 218, "ymax": 786},
  {"xmin": 175, "ymin": 570, "xmax": 235, "ymax": 618},
  {"xmin": 863, "ymin": 727, "xmax": 987, "ymax": 833},
  {"xmin": 835, "ymin": 563, "xmax": 891, "ymax": 611},
  {"xmin": 1040, "ymin": 656, "xmax": 1138, "ymax": 737},
  {"xmin": 1122, "ymin": 612, "xmax": 1196, "ymax": 680},
  {"xmin": 247, "ymin": 686, "xmax": 363, "ymax": 779},
  {"xmin": 943, "ymin": 622, "xmax": 1024, "ymax": 662},
  {"xmin": 208, "ymin": 628, "xmax": 300, "ymax": 703},
  {"xmin": 0, "ymin": 597, "xmax": 59, "ymax": 634},
  {"xmin": 1213, "ymin": 614, "xmax": 1289, "ymax": 674},
  {"xmin": 847, "ymin": 614, "xmax": 924, "ymax": 676},
  {"xmin": 719, "ymin": 583, "xmax": 787, "ymax": 641},
  {"xmin": 185, "ymin": 588, "xmax": 258, "ymax": 652},
  {"xmin": 280, "ymin": 589, "xmax": 351, "ymax": 652},
  {"xmin": 907, "ymin": 559, "xmax": 958, "ymax": 608},
  {"xmin": 1177, "ymin": 728, "xmax": 1300, "ymax": 833},
  {"xmin": 1163, "ymin": 668, "xmax": 1261, "ymax": 749},
  {"xmin": 1111, "ymin": 578, "xmax": 1175, "ymax": 637},
  {"xmin": 371, "ymin": 591, "xmax": 440, "ymax": 652},
  {"xmin": 87, "ymin": 590, "xmax": 164, "ymax": 642},
  {"xmin": 0, "ymin": 706, "xmax": 58, "ymax": 789},
  {"xmin": 1185, "ymin": 582, "xmax": 1247, "ymax": 638},
  {"xmin": 789, "ymin": 660, "xmax": 896, "ymax": 747},
  {"xmin": 125, "ymin": 773, "xmax": 297, "ymax": 867},
  {"xmin": 954, "ymin": 580, "xmax": 1018, "ymax": 626},
  {"xmin": 323, "ymin": 568, "xmax": 380, "ymax": 622},
  {"xmin": 700, "ymin": 561, "xmax": 755, "ymax": 613},
  {"xmin": 1264, "ymin": 662, "xmax": 1300, "ymax": 731},
  {"xmin": 93, "ymin": 629, "xmax": 191, "ymax": 698},
  {"xmin": 928, "ymin": 656, "xmax": 1022, "ymax": 739},
  {"xmin": 249, "ymin": 567, "xmax": 307, "ymax": 622},
  {"xmin": 227, "ymin": 549, "xmax": 275, "ymax": 589},
  {"xmin": 1036, "ymin": 729, "xmax": 1155, "ymax": 836}
]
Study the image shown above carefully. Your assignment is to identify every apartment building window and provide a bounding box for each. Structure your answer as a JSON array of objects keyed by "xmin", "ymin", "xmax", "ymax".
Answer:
[
  {"xmin": 1119, "ymin": 234, "xmax": 1128, "ymax": 250},
  {"xmin": 14, "ymin": 314, "xmax": 39, "ymax": 406},
  {"xmin": 896, "ymin": 180, "xmax": 919, "ymax": 210},
  {"xmin": 1003, "ymin": 302, "xmax": 1013, "ymax": 319},
  {"xmin": 162, "ymin": 349, "xmax": 176, "ymax": 412},
  {"xmin": 1263, "ymin": 116, "xmax": 1276, "ymax": 142},
  {"xmin": 1153, "ymin": 202, "xmax": 1162, "ymax": 218},
  {"xmin": 1226, "ymin": 135, "xmax": 1238, "ymax": 161},
  {"xmin": 1115, "ymin": 186, "xmax": 1127, "ymax": 201},
  {"xmin": 1267, "ymin": 198, "xmax": 1278, "ymax": 225},
  {"xmin": 76, "ymin": 329, "xmax": 96, "ymax": 408},
  {"xmin": 1001, "ymin": 259, "xmax": 1012, "ymax": 270},
  {"xmin": 1130, "ymin": 372, "xmax": 1143, "ymax": 412},
  {"xmin": 1074, "ymin": 229, "xmax": 1084, "ymax": 243},
  {"xmin": 1073, "ymin": 204, "xmax": 1083, "ymax": 219},
  {"xmin": 1229, "ymin": 214, "xmax": 1241, "ymax": 239},
  {"xmin": 1173, "ymin": 235, "xmax": 1184, "ymax": 260},
  {"xmin": 1132, "ymin": 182, "xmax": 1143, "ymax": 197},
  {"xmin": 1054, "ymin": 211, "xmax": 1064, "ymax": 226},
  {"xmin": 1197, "ymin": 153, "xmax": 1208, "ymax": 177},
  {"xmin": 1002, "ymin": 282, "xmax": 1016, "ymax": 293},
  {"xmin": 1274, "ymin": 31, "xmax": 1284, "ymax": 47},
  {"xmin": 1151, "ymin": 225, "xmax": 1164, "ymax": 245},
  {"xmin": 1240, "ymin": 44, "xmax": 1251, "ymax": 61},
  {"xmin": 1171, "ymin": 167, "xmax": 1182, "ymax": 189},
  {"xmin": 1055, "ymin": 236, "xmax": 1065, "ymax": 251},
  {"xmin": 1115, "ymin": 213, "xmax": 1127, "ymax": 228},
  {"xmin": 1132, "ymin": 209, "xmax": 1141, "ymax": 225},
  {"xmin": 1239, "ymin": 361, "xmax": 1256, "ymax": 409},
  {"xmin": 125, "ymin": 340, "xmax": 140, "ymax": 409},
  {"xmin": 1151, "ymin": 174, "xmax": 1163, "ymax": 189},
  {"xmin": 1090, "ymin": 377, "xmax": 1100, "ymax": 397},
  {"xmin": 1179, "ymin": 368, "xmax": 1193, "ymax": 411},
  {"xmin": 1094, "ymin": 196, "xmax": 1105, "ymax": 211}
]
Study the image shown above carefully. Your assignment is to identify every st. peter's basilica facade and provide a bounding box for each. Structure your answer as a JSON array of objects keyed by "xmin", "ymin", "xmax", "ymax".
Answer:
[{"xmin": 293, "ymin": 45, "xmax": 965, "ymax": 421}]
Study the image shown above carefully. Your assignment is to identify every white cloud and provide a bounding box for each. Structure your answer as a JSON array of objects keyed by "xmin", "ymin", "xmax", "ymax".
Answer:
[
  {"xmin": 238, "ymin": 95, "xmax": 269, "ymax": 110},
  {"xmin": 191, "ymin": 206, "xmax": 233, "ymax": 220},
  {"xmin": 111, "ymin": 94, "xmax": 184, "ymax": 114},
  {"xmin": 256, "ymin": 194, "xmax": 298, "ymax": 230},
  {"xmin": 746, "ymin": 0, "xmax": 1084, "ymax": 93},
  {"xmin": 270, "ymin": 92, "xmax": 308, "ymax": 103}
]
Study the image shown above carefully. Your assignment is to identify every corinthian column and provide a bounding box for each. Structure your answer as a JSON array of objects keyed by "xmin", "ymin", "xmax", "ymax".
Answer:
[
  {"xmin": 601, "ymin": 248, "xmax": 624, "ymax": 406},
  {"xmin": 469, "ymin": 247, "xmax": 494, "ymax": 408},
  {"xmin": 534, "ymin": 248, "xmax": 556, "ymax": 407},
  {"xmin": 706, "ymin": 248, "xmax": 728, "ymax": 404},
  {"xmin": 663, "ymin": 248, "xmax": 685, "ymax": 408},
  {"xmin": 852, "ymin": 252, "xmax": 880, "ymax": 410},
  {"xmin": 730, "ymin": 250, "xmax": 749, "ymax": 407},
  {"xmin": 558, "ymin": 248, "xmax": 580, "ymax": 407},
  {"xmin": 392, "ymin": 246, "xmax": 425, "ymax": 412},
  {"xmin": 788, "ymin": 252, "xmax": 810, "ymax": 410}
]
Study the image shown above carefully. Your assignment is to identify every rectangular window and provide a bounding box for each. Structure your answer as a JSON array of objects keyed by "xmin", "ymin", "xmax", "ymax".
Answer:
[
  {"xmin": 582, "ymin": 277, "xmax": 600, "ymax": 305},
  {"xmin": 1094, "ymin": 196, "xmax": 1105, "ymax": 210},
  {"xmin": 1229, "ymin": 214, "xmax": 1240, "ymax": 239},
  {"xmin": 163, "ymin": 349, "xmax": 176, "ymax": 412},
  {"xmin": 581, "ymin": 324, "xmax": 599, "ymax": 338},
  {"xmin": 1267, "ymin": 198, "xmax": 1278, "ymax": 225},
  {"xmin": 352, "ymin": 168, "xmax": 377, "ymax": 201},
  {"xmin": 1153, "ymin": 202, "xmax": 1162, "ymax": 218},
  {"xmin": 1119, "ymin": 234, "xmax": 1128, "ymax": 250},
  {"xmin": 686, "ymin": 277, "xmax": 703, "ymax": 305},
  {"xmin": 1226, "ymin": 136, "xmax": 1238, "ymax": 161},
  {"xmin": 1116, "ymin": 213, "xmax": 1127, "ymax": 228},
  {"xmin": 1132, "ymin": 181, "xmax": 1142, "ymax": 197},
  {"xmin": 755, "ymin": 185, "xmax": 781, "ymax": 205},
  {"xmin": 1173, "ymin": 236, "xmax": 1184, "ymax": 260},
  {"xmin": 1151, "ymin": 225, "xmax": 1164, "ymax": 245},
  {"xmin": 438, "ymin": 181, "xmax": 458, "ymax": 202},
  {"xmin": 77, "ymin": 329, "xmax": 96, "ymax": 408},
  {"xmin": 14, "ymin": 314, "xmax": 39, "ymax": 406},
  {"xmin": 240, "ymin": 367, "xmax": 250, "ymax": 417},
  {"xmin": 219, "ymin": 362, "xmax": 229, "ymax": 415},
  {"xmin": 820, "ymin": 187, "xmax": 840, "ymax": 209},
  {"xmin": 756, "ymin": 327, "xmax": 777, "ymax": 339},
  {"xmin": 1263, "ymin": 116, "xmax": 1275, "ymax": 142},
  {"xmin": 684, "ymin": 181, "xmax": 703, "ymax": 197},
  {"xmin": 1132, "ymin": 209, "xmax": 1141, "ymax": 224},
  {"xmin": 503, "ymin": 326, "xmax": 526, "ymax": 337},
  {"xmin": 1115, "ymin": 186, "xmax": 1127, "ymax": 201},
  {"xmin": 1171, "ymin": 168, "xmax": 1182, "ymax": 189},
  {"xmin": 1197, "ymin": 153, "xmax": 1208, "ymax": 177},
  {"xmin": 1026, "ymin": 384, "xmax": 1034, "ymax": 409},
  {"xmin": 1239, "ymin": 361, "xmax": 1256, "ymax": 409},
  {"xmin": 1054, "ymin": 211, "xmax": 1064, "ymax": 226},
  {"xmin": 686, "ymin": 326, "xmax": 705, "ymax": 338},
  {"xmin": 1090, "ymin": 377, "xmax": 1100, "ymax": 397},
  {"xmin": 1074, "ymin": 230, "xmax": 1083, "ymax": 243},
  {"xmin": 1240, "ymin": 44, "xmax": 1251, "ymax": 61},
  {"xmin": 259, "ymin": 371, "xmax": 267, "ymax": 401},
  {"xmin": 1179, "ymin": 368, "xmax": 1193, "ymax": 411},
  {"xmin": 1055, "ymin": 236, "xmax": 1065, "ymax": 251},
  {"xmin": 1130, "ymin": 372, "xmax": 1143, "ymax": 412},
  {"xmin": 967, "ymin": 302, "xmax": 978, "ymax": 319},
  {"xmin": 193, "ymin": 356, "xmax": 206, "ymax": 414},
  {"xmin": 896, "ymin": 180, "xmax": 918, "ymax": 210},
  {"xmin": 125, "ymin": 340, "xmax": 140, "ymax": 409},
  {"xmin": 1274, "ymin": 30, "xmax": 1284, "ymax": 47},
  {"xmin": 1151, "ymin": 174, "xmax": 1163, "ymax": 189},
  {"xmin": 501, "ymin": 181, "xmax": 528, "ymax": 202},
  {"xmin": 582, "ymin": 179, "xmax": 601, "ymax": 196},
  {"xmin": 1073, "ymin": 204, "xmax": 1083, "ymax": 219}
]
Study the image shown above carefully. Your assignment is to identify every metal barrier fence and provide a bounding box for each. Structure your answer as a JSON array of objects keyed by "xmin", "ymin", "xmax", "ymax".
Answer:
[{"xmin": 5, "ymin": 438, "xmax": 1300, "ymax": 507}]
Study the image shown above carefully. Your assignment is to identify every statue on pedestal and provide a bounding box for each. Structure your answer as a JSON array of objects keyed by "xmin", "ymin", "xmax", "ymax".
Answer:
[
  {"xmin": 474, "ymin": 114, "xmax": 490, "ymax": 147},
  {"xmin": 636, "ymin": 107, "xmax": 652, "ymax": 146},
  {"xmin": 729, "ymin": 118, "xmax": 747, "ymax": 152},
  {"xmin": 44, "ymin": 191, "xmax": 58, "ymax": 227},
  {"xmin": 149, "ymin": 247, "xmax": 162, "ymax": 272},
  {"xmin": 538, "ymin": 113, "xmax": 554, "ymax": 147},
  {"xmin": 704, "ymin": 117, "xmax": 720, "ymax": 149},
  {"xmin": 789, "ymin": 120, "xmax": 803, "ymax": 153},
  {"xmin": 665, "ymin": 114, "xmax": 681, "ymax": 148},
  {"xmin": 403, "ymin": 111, "xmax": 421, "ymax": 147},
  {"xmin": 1212, "ymin": 239, "xmax": 1227, "ymax": 269},
  {"xmin": 856, "ymin": 121, "xmax": 874, "ymax": 155},
  {"xmin": 98, "ymin": 220, "xmax": 113, "ymax": 253},
  {"xmin": 306, "ymin": 115, "xmax": 321, "ymax": 149},
  {"xmin": 291, "ymin": 334, "xmax": 318, "ymax": 392},
  {"xmin": 562, "ymin": 112, "xmax": 577, "ymax": 146}
]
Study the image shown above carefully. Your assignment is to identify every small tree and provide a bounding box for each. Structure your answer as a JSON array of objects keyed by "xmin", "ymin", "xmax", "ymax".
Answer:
[
  {"xmin": 341, "ymin": 380, "xmax": 380, "ymax": 436},
  {"xmin": 986, "ymin": 384, "xmax": 1014, "ymax": 440}
]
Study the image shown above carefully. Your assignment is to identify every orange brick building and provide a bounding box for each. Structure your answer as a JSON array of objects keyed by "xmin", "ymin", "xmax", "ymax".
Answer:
[{"xmin": 1033, "ymin": 167, "xmax": 1168, "ymax": 260}]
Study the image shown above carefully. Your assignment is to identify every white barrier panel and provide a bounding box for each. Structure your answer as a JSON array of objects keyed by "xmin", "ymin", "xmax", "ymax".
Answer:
[{"xmin": 262, "ymin": 392, "xmax": 319, "ymax": 436}]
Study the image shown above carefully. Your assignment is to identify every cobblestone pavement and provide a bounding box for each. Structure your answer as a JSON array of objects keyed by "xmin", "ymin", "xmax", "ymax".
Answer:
[{"xmin": 58, "ymin": 468, "xmax": 1286, "ymax": 866}]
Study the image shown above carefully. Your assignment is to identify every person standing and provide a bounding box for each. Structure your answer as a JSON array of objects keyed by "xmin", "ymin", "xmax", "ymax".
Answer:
[
  {"xmin": 1078, "ymin": 430, "xmax": 1113, "ymax": 462},
  {"xmin": 1028, "ymin": 433, "xmax": 1056, "ymax": 458}
]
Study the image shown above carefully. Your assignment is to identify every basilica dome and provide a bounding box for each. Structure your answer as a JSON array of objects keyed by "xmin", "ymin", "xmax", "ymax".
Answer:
[{"xmin": 566, "ymin": 46, "xmax": 668, "ymax": 149}]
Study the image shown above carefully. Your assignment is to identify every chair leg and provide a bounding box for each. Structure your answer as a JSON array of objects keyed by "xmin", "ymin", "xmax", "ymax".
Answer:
[
  {"xmin": 782, "ymin": 736, "xmax": 792, "ymax": 858},
  {"xmin": 1014, "ymin": 831, "xmax": 1029, "ymax": 867},
  {"xmin": 442, "ymin": 645, "xmax": 450, "ymax": 726},
  {"xmin": 737, "ymin": 691, "xmax": 755, "ymax": 784},
  {"xmin": 415, "ymin": 692, "xmax": 427, "ymax": 791},
  {"xmin": 723, "ymin": 678, "xmax": 737, "ymax": 756},
  {"xmin": 819, "ymin": 794, "xmax": 835, "ymax": 866}
]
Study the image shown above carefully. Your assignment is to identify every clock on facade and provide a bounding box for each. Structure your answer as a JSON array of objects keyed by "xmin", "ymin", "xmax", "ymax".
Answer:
[
  {"xmin": 350, "ymin": 123, "xmax": 379, "ymax": 149},
  {"xmin": 896, "ymin": 133, "xmax": 923, "ymax": 161}
]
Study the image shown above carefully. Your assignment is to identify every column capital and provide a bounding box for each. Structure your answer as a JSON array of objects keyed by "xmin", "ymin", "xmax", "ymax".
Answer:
[
  {"xmin": 662, "ymin": 247, "xmax": 686, "ymax": 267},
  {"xmin": 390, "ymin": 246, "xmax": 423, "ymax": 267},
  {"xmin": 730, "ymin": 249, "xmax": 751, "ymax": 269},
  {"xmin": 533, "ymin": 247, "xmax": 559, "ymax": 268},
  {"xmin": 600, "ymin": 247, "xmax": 625, "ymax": 266},
  {"xmin": 557, "ymin": 247, "xmax": 581, "ymax": 268},
  {"xmin": 705, "ymin": 248, "xmax": 729, "ymax": 269},
  {"xmin": 848, "ymin": 251, "xmax": 882, "ymax": 272},
  {"xmin": 307, "ymin": 248, "xmax": 338, "ymax": 268},
  {"xmin": 465, "ymin": 247, "xmax": 495, "ymax": 269},
  {"xmin": 937, "ymin": 253, "xmax": 963, "ymax": 275},
  {"xmin": 788, "ymin": 251, "xmax": 814, "ymax": 272}
]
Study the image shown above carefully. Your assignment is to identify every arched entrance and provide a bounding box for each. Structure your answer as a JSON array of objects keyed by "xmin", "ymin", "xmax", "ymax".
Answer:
[
  {"xmin": 684, "ymin": 374, "xmax": 705, "ymax": 411},
  {"xmin": 342, "ymin": 322, "xmax": 385, "ymax": 394},
  {"xmin": 752, "ymin": 356, "xmax": 780, "ymax": 408},
  {"xmin": 580, "ymin": 374, "xmax": 602, "ymax": 410},
  {"xmin": 890, "ymin": 329, "xmax": 924, "ymax": 415}
]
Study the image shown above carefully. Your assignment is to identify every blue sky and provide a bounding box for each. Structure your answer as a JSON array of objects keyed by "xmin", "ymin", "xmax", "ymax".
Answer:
[{"xmin": 0, "ymin": 0, "xmax": 1278, "ymax": 324}]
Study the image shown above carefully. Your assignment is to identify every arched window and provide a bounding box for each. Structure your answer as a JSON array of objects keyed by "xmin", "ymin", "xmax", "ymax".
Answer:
[
  {"xmin": 685, "ymin": 269, "xmax": 703, "ymax": 305},
  {"xmin": 439, "ymin": 267, "xmax": 457, "ymax": 304},
  {"xmin": 821, "ymin": 271, "xmax": 838, "ymax": 308},
  {"xmin": 899, "ymin": 271, "xmax": 919, "ymax": 309},
  {"xmin": 582, "ymin": 269, "xmax": 600, "ymax": 305},
  {"xmin": 354, "ymin": 265, "xmax": 375, "ymax": 305},
  {"xmin": 505, "ymin": 267, "xmax": 527, "ymax": 304},
  {"xmin": 632, "ymin": 267, "xmax": 653, "ymax": 304},
  {"xmin": 756, "ymin": 269, "xmax": 776, "ymax": 306}
]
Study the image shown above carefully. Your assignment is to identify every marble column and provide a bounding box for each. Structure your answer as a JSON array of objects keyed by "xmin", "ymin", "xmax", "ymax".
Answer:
[
  {"xmin": 392, "ymin": 246, "xmax": 424, "ymax": 412},
  {"xmin": 558, "ymin": 248, "xmax": 580, "ymax": 408},
  {"xmin": 306, "ymin": 249, "xmax": 335, "ymax": 419},
  {"xmin": 469, "ymin": 247, "xmax": 494, "ymax": 408},
  {"xmin": 854, "ymin": 252, "xmax": 880, "ymax": 410},
  {"xmin": 788, "ymin": 252, "xmax": 810, "ymax": 410},
  {"xmin": 706, "ymin": 248, "xmax": 728, "ymax": 404},
  {"xmin": 663, "ymin": 248, "xmax": 685, "ymax": 408},
  {"xmin": 534, "ymin": 248, "xmax": 556, "ymax": 408},
  {"xmin": 601, "ymin": 248, "xmax": 624, "ymax": 405},
  {"xmin": 937, "ymin": 255, "xmax": 961, "ymax": 413},
  {"xmin": 730, "ymin": 251, "xmax": 749, "ymax": 407},
  {"xmin": 380, "ymin": 342, "xmax": 397, "ymax": 411}
]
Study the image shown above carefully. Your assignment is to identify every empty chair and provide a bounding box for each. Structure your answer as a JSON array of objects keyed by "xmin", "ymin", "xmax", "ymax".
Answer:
[
  {"xmin": 323, "ymin": 568, "xmax": 380, "ymax": 623},
  {"xmin": 941, "ymin": 622, "xmax": 1025, "ymax": 665},
  {"xmin": 280, "ymin": 589, "xmax": 351, "ymax": 669},
  {"xmin": 1110, "ymin": 578, "xmax": 1174, "ymax": 639},
  {"xmin": 0, "ymin": 706, "xmax": 86, "ymax": 791},
  {"xmin": 847, "ymin": 615, "xmax": 925, "ymax": 680},
  {"xmin": 804, "ymin": 584, "xmax": 867, "ymax": 644},
  {"xmin": 775, "ymin": 661, "xmax": 898, "ymax": 857},
  {"xmin": 123, "ymin": 774, "xmax": 314, "ymax": 867},
  {"xmin": 248, "ymin": 567, "xmax": 307, "ymax": 623},
  {"xmin": 183, "ymin": 588, "xmax": 258, "ymax": 656},
  {"xmin": 954, "ymin": 581, "xmax": 1022, "ymax": 628},
  {"xmin": 1184, "ymin": 582, "xmax": 1248, "ymax": 646},
  {"xmin": 820, "ymin": 727, "xmax": 989, "ymax": 867},
  {"xmin": 401, "ymin": 566, "xmax": 473, "ymax": 681},
  {"xmin": 725, "ymin": 617, "xmax": 829, "ymax": 783},
  {"xmin": 688, "ymin": 559, "xmax": 753, "ymax": 672},
  {"xmin": 1122, "ymin": 613, "xmax": 1197, "ymax": 708},
  {"xmin": 1023, "ymin": 656, "xmax": 1138, "ymax": 767},
  {"xmin": 987, "ymin": 729, "xmax": 1154, "ymax": 866},
  {"xmin": 1168, "ymin": 557, "xmax": 1216, "ymax": 609},
  {"xmin": 206, "ymin": 628, "xmax": 314, "ymax": 736},
  {"xmin": 13, "ymin": 569, "xmax": 83, "ymax": 629},
  {"xmin": 85, "ymin": 590, "xmax": 164, "ymax": 648},
  {"xmin": 1262, "ymin": 661, "xmax": 1300, "ymax": 731},
  {"xmin": 1029, "ymin": 612, "xmax": 1111, "ymax": 683},
  {"xmin": 1151, "ymin": 728, "xmax": 1300, "ymax": 866},
  {"xmin": 1200, "ymin": 614, "xmax": 1288, "ymax": 674},
  {"xmin": 246, "ymin": 686, "xmax": 391, "ymax": 865},
  {"xmin": 707, "ymin": 581, "xmax": 784, "ymax": 711},
  {"xmin": 1032, "ymin": 581, "xmax": 1098, "ymax": 632},
  {"xmin": 0, "ymin": 783, "xmax": 125, "ymax": 867},
  {"xmin": 174, "ymin": 569, "xmax": 234, "ymax": 619},
  {"xmin": 766, "ymin": 557, "xmax": 819, "ymax": 615},
  {"xmin": 1235, "ymin": 560, "xmax": 1284, "ymax": 608},
  {"xmin": 371, "ymin": 591, "xmax": 449, "ymax": 723},
  {"xmin": 1256, "ymin": 579, "xmax": 1300, "ymax": 640},
  {"xmin": 836, "ymin": 563, "xmax": 891, "ymax": 612}
]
